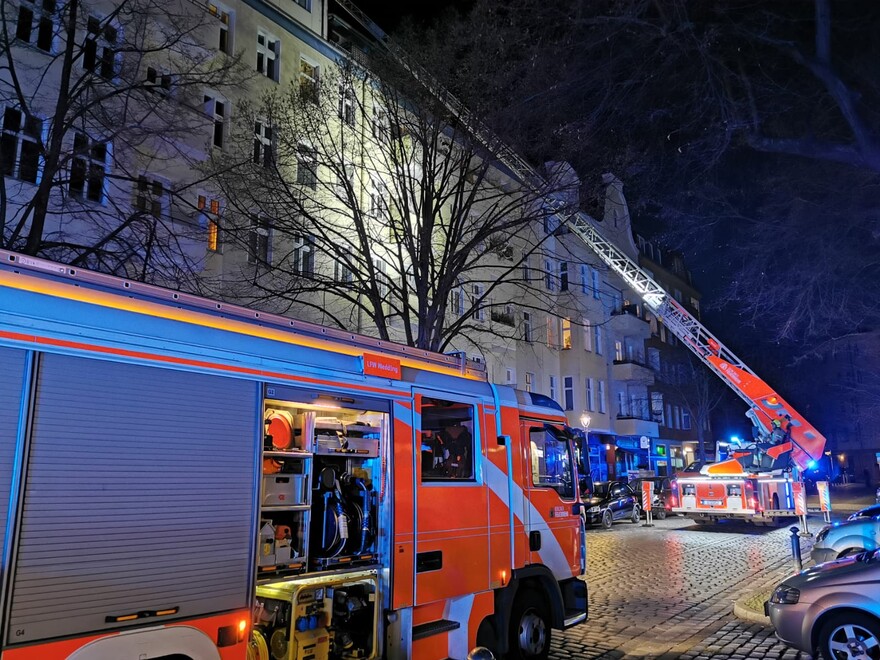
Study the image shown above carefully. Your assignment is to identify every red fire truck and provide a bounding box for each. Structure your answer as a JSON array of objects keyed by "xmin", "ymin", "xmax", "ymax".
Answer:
[{"xmin": 0, "ymin": 251, "xmax": 586, "ymax": 660}]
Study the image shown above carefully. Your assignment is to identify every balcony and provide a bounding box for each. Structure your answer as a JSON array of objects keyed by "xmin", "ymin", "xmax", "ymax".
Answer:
[
  {"xmin": 615, "ymin": 415, "xmax": 659, "ymax": 437},
  {"xmin": 490, "ymin": 310, "xmax": 515, "ymax": 326},
  {"xmin": 609, "ymin": 304, "xmax": 650, "ymax": 336},
  {"xmin": 612, "ymin": 359, "xmax": 655, "ymax": 384}
]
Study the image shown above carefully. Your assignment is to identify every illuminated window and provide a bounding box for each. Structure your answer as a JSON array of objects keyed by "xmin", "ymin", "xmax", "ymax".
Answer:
[
  {"xmin": 207, "ymin": 4, "xmax": 233, "ymax": 54},
  {"xmin": 198, "ymin": 195, "xmax": 222, "ymax": 252},
  {"xmin": 299, "ymin": 57, "xmax": 319, "ymax": 103},
  {"xmin": 561, "ymin": 317, "xmax": 572, "ymax": 349}
]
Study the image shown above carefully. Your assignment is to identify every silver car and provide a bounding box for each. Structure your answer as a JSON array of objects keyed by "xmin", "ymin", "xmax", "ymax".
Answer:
[
  {"xmin": 811, "ymin": 516, "xmax": 880, "ymax": 564},
  {"xmin": 766, "ymin": 550, "xmax": 880, "ymax": 659}
]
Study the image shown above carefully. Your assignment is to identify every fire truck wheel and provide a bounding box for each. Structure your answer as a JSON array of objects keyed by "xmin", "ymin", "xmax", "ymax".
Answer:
[
  {"xmin": 629, "ymin": 506, "xmax": 640, "ymax": 524},
  {"xmin": 600, "ymin": 510, "xmax": 613, "ymax": 529},
  {"xmin": 655, "ymin": 508, "xmax": 667, "ymax": 520},
  {"xmin": 508, "ymin": 587, "xmax": 551, "ymax": 660}
]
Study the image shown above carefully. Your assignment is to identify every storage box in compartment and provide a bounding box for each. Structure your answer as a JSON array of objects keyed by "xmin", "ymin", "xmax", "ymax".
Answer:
[
  {"xmin": 315, "ymin": 436, "xmax": 379, "ymax": 457},
  {"xmin": 262, "ymin": 474, "xmax": 308, "ymax": 506}
]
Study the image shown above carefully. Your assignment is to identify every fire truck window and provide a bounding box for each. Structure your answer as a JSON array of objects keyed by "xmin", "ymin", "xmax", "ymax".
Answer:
[
  {"xmin": 420, "ymin": 397, "xmax": 475, "ymax": 482},
  {"xmin": 529, "ymin": 428, "xmax": 575, "ymax": 499}
]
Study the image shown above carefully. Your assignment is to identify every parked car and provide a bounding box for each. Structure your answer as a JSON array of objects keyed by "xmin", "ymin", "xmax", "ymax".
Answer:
[
  {"xmin": 766, "ymin": 550, "xmax": 880, "ymax": 659},
  {"xmin": 811, "ymin": 515, "xmax": 880, "ymax": 564},
  {"xmin": 876, "ymin": 485, "xmax": 880, "ymax": 504},
  {"xmin": 582, "ymin": 481, "xmax": 640, "ymax": 529},
  {"xmin": 848, "ymin": 504, "xmax": 880, "ymax": 522},
  {"xmin": 629, "ymin": 476, "xmax": 673, "ymax": 520}
]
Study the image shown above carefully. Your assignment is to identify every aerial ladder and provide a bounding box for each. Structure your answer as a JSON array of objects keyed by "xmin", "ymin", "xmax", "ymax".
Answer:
[{"xmin": 334, "ymin": 0, "xmax": 827, "ymax": 476}]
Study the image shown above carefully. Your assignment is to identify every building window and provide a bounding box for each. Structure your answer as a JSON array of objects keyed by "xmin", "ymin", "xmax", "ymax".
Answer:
[
  {"xmin": 372, "ymin": 105, "xmax": 388, "ymax": 142},
  {"xmin": 594, "ymin": 325, "xmax": 603, "ymax": 355},
  {"xmin": 597, "ymin": 380, "xmax": 606, "ymax": 413},
  {"xmin": 293, "ymin": 0, "xmax": 311, "ymax": 9},
  {"xmin": 247, "ymin": 216, "xmax": 272, "ymax": 264},
  {"xmin": 256, "ymin": 30, "xmax": 279, "ymax": 81},
  {"xmin": 299, "ymin": 57, "xmax": 319, "ymax": 103},
  {"xmin": 614, "ymin": 340, "xmax": 623, "ymax": 362},
  {"xmin": 523, "ymin": 311, "xmax": 533, "ymax": 342},
  {"xmin": 133, "ymin": 175, "xmax": 167, "ymax": 218},
  {"xmin": 471, "ymin": 284, "xmax": 485, "ymax": 321},
  {"xmin": 198, "ymin": 195, "xmax": 222, "ymax": 252},
  {"xmin": 208, "ymin": 4, "xmax": 233, "ymax": 54},
  {"xmin": 338, "ymin": 84, "xmax": 356, "ymax": 126},
  {"xmin": 682, "ymin": 409, "xmax": 692, "ymax": 430},
  {"xmin": 505, "ymin": 368, "xmax": 515, "ymax": 385},
  {"xmin": 559, "ymin": 261, "xmax": 568, "ymax": 291},
  {"xmin": 591, "ymin": 267, "xmax": 601, "ymax": 299},
  {"xmin": 292, "ymin": 233, "xmax": 315, "ymax": 276},
  {"xmin": 83, "ymin": 16, "xmax": 119, "ymax": 79},
  {"xmin": 563, "ymin": 376, "xmax": 574, "ymax": 411},
  {"xmin": 580, "ymin": 264, "xmax": 589, "ymax": 294},
  {"xmin": 525, "ymin": 372, "xmax": 534, "ymax": 392},
  {"xmin": 452, "ymin": 287, "xmax": 465, "ymax": 316},
  {"xmin": 296, "ymin": 144, "xmax": 317, "ymax": 187},
  {"xmin": 253, "ymin": 120, "xmax": 273, "ymax": 167},
  {"xmin": 617, "ymin": 391, "xmax": 627, "ymax": 418},
  {"xmin": 546, "ymin": 316, "xmax": 558, "ymax": 348},
  {"xmin": 544, "ymin": 260, "xmax": 556, "ymax": 291},
  {"xmin": 585, "ymin": 378, "xmax": 595, "ymax": 412},
  {"xmin": 335, "ymin": 259, "xmax": 353, "ymax": 283},
  {"xmin": 522, "ymin": 254, "xmax": 531, "ymax": 283},
  {"xmin": 549, "ymin": 375, "xmax": 557, "ymax": 402},
  {"xmin": 675, "ymin": 406, "xmax": 682, "ymax": 430},
  {"xmin": 420, "ymin": 397, "xmax": 475, "ymax": 482},
  {"xmin": 651, "ymin": 392, "xmax": 664, "ymax": 425},
  {"xmin": 69, "ymin": 133, "xmax": 108, "ymax": 203},
  {"xmin": 146, "ymin": 67, "xmax": 173, "ymax": 97},
  {"xmin": 665, "ymin": 404, "xmax": 672, "ymax": 429},
  {"xmin": 583, "ymin": 317, "xmax": 592, "ymax": 352},
  {"xmin": 204, "ymin": 94, "xmax": 227, "ymax": 149},
  {"xmin": 561, "ymin": 317, "xmax": 572, "ymax": 349},
  {"xmin": 1, "ymin": 108, "xmax": 42, "ymax": 183},
  {"xmin": 369, "ymin": 177, "xmax": 387, "ymax": 219},
  {"xmin": 647, "ymin": 348, "xmax": 660, "ymax": 371},
  {"xmin": 16, "ymin": 0, "xmax": 55, "ymax": 52}
]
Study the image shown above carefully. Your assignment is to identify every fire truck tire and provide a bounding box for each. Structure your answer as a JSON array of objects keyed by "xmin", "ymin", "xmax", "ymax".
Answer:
[
  {"xmin": 655, "ymin": 508, "xmax": 667, "ymax": 520},
  {"xmin": 600, "ymin": 510, "xmax": 613, "ymax": 529},
  {"xmin": 629, "ymin": 506, "xmax": 640, "ymax": 524},
  {"xmin": 508, "ymin": 587, "xmax": 551, "ymax": 660}
]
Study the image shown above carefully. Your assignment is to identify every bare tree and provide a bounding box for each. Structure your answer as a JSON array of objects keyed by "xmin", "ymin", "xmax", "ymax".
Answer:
[
  {"xmin": 663, "ymin": 354, "xmax": 727, "ymax": 462},
  {"xmin": 406, "ymin": 0, "xmax": 880, "ymax": 349},
  {"xmin": 207, "ymin": 55, "xmax": 587, "ymax": 352},
  {"xmin": 0, "ymin": 0, "xmax": 250, "ymax": 285}
]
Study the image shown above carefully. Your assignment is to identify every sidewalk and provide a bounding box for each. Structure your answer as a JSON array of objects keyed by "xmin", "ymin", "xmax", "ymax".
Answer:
[{"xmin": 733, "ymin": 484, "xmax": 877, "ymax": 624}]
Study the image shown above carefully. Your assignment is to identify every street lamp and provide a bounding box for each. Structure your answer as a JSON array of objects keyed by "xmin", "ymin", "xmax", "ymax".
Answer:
[{"xmin": 579, "ymin": 412, "xmax": 591, "ymax": 430}]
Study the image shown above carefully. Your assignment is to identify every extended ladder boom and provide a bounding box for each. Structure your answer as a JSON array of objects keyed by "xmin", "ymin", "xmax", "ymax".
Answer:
[{"xmin": 333, "ymin": 0, "xmax": 825, "ymax": 471}]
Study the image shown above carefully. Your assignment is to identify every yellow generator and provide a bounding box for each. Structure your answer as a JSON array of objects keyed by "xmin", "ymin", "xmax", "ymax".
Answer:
[{"xmin": 250, "ymin": 570, "xmax": 379, "ymax": 660}]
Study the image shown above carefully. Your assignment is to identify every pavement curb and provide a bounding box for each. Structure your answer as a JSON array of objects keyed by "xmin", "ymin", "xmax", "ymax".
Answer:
[{"xmin": 732, "ymin": 595, "xmax": 771, "ymax": 625}]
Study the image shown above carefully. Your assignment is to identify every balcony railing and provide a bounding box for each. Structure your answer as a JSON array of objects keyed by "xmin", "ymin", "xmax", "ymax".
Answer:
[{"xmin": 490, "ymin": 311, "xmax": 515, "ymax": 326}]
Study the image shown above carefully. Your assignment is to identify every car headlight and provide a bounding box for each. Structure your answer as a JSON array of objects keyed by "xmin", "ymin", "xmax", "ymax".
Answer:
[
  {"xmin": 587, "ymin": 506, "xmax": 601, "ymax": 513},
  {"xmin": 770, "ymin": 585, "xmax": 800, "ymax": 605}
]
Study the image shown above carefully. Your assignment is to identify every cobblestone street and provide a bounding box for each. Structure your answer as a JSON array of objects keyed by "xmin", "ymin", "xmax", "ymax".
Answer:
[{"xmin": 550, "ymin": 515, "xmax": 822, "ymax": 660}]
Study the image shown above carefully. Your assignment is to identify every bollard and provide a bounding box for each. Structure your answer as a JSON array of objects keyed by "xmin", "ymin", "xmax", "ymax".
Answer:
[{"xmin": 789, "ymin": 526, "xmax": 803, "ymax": 573}]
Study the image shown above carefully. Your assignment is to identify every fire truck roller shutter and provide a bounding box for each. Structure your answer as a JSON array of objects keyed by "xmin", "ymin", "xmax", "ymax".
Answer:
[
  {"xmin": 6, "ymin": 353, "xmax": 259, "ymax": 645},
  {"xmin": 0, "ymin": 348, "xmax": 28, "ymax": 570}
]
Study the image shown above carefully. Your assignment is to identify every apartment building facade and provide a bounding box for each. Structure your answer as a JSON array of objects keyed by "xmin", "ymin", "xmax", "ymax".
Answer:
[{"xmin": 2, "ymin": 0, "xmax": 712, "ymax": 483}]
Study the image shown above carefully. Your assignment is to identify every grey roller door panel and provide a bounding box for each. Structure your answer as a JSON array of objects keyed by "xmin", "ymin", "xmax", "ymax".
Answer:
[
  {"xmin": 8, "ymin": 354, "xmax": 258, "ymax": 644},
  {"xmin": 0, "ymin": 347, "xmax": 26, "ymax": 568}
]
